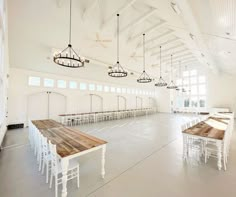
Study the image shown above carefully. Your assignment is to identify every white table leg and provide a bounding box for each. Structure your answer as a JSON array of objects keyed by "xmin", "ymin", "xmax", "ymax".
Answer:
[
  {"xmin": 61, "ymin": 158, "xmax": 69, "ymax": 197},
  {"xmin": 101, "ymin": 145, "xmax": 106, "ymax": 178},
  {"xmin": 217, "ymin": 141, "xmax": 222, "ymax": 170}
]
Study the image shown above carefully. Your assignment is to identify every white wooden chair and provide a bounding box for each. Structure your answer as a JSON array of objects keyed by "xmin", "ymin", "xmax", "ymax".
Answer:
[{"xmin": 49, "ymin": 141, "xmax": 80, "ymax": 197}]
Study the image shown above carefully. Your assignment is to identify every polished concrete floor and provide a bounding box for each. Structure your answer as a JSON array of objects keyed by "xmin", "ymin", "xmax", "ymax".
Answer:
[{"xmin": 0, "ymin": 113, "xmax": 236, "ymax": 197}]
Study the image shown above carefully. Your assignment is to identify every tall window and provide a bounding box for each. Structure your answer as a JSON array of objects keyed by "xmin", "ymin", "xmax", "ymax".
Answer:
[{"xmin": 175, "ymin": 69, "xmax": 206, "ymax": 109}]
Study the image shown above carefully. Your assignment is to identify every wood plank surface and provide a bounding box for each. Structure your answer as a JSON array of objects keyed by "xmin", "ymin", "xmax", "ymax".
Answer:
[
  {"xmin": 182, "ymin": 117, "xmax": 227, "ymax": 140},
  {"xmin": 32, "ymin": 119, "xmax": 107, "ymax": 158}
]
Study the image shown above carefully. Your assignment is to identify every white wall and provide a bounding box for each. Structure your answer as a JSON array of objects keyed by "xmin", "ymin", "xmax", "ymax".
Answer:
[
  {"xmin": 8, "ymin": 68, "xmax": 158, "ymax": 125},
  {"xmin": 0, "ymin": 0, "xmax": 9, "ymax": 145},
  {"xmin": 207, "ymin": 71, "xmax": 236, "ymax": 113}
]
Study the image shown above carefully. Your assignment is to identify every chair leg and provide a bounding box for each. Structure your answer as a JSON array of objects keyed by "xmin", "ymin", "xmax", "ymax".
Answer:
[
  {"xmin": 41, "ymin": 161, "xmax": 45, "ymax": 174},
  {"xmin": 55, "ymin": 177, "xmax": 58, "ymax": 197},
  {"xmin": 49, "ymin": 173, "xmax": 53, "ymax": 188},
  {"xmin": 46, "ymin": 161, "xmax": 49, "ymax": 183},
  {"xmin": 204, "ymin": 150, "xmax": 207, "ymax": 164},
  {"xmin": 77, "ymin": 166, "xmax": 80, "ymax": 188}
]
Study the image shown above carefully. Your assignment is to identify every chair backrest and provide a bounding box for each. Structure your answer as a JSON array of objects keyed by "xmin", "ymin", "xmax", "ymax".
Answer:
[
  {"xmin": 181, "ymin": 124, "xmax": 187, "ymax": 131},
  {"xmin": 48, "ymin": 140, "xmax": 58, "ymax": 173},
  {"xmin": 41, "ymin": 134, "xmax": 49, "ymax": 158}
]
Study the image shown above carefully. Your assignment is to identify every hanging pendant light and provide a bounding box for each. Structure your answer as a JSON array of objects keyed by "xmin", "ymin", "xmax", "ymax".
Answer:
[
  {"xmin": 108, "ymin": 14, "xmax": 128, "ymax": 77},
  {"xmin": 155, "ymin": 46, "xmax": 167, "ymax": 87},
  {"xmin": 176, "ymin": 61, "xmax": 181, "ymax": 91},
  {"xmin": 137, "ymin": 34, "xmax": 152, "ymax": 83},
  {"xmin": 167, "ymin": 54, "xmax": 178, "ymax": 89},
  {"xmin": 53, "ymin": 0, "xmax": 89, "ymax": 68}
]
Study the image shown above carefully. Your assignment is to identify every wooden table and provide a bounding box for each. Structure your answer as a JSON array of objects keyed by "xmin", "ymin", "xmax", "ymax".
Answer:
[
  {"xmin": 182, "ymin": 116, "xmax": 231, "ymax": 170},
  {"xmin": 30, "ymin": 119, "xmax": 107, "ymax": 197}
]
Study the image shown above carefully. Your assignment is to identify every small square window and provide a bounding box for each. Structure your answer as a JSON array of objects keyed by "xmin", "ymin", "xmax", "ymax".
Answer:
[
  {"xmin": 199, "ymin": 84, "xmax": 206, "ymax": 95},
  {"xmin": 69, "ymin": 81, "xmax": 77, "ymax": 89},
  {"xmin": 122, "ymin": 88, "xmax": 126, "ymax": 94},
  {"xmin": 191, "ymin": 85, "xmax": 197, "ymax": 95},
  {"xmin": 28, "ymin": 76, "xmax": 40, "ymax": 86},
  {"xmin": 190, "ymin": 77, "xmax": 197, "ymax": 84},
  {"xmin": 127, "ymin": 88, "xmax": 131, "ymax": 94},
  {"xmin": 110, "ymin": 87, "xmax": 116, "ymax": 93},
  {"xmin": 117, "ymin": 88, "xmax": 121, "ymax": 93},
  {"xmin": 57, "ymin": 80, "xmax": 66, "ymax": 88},
  {"xmin": 131, "ymin": 89, "xmax": 135, "ymax": 94},
  {"xmin": 80, "ymin": 83, "xmax": 87, "ymax": 90},
  {"xmin": 44, "ymin": 78, "xmax": 54, "ymax": 87},
  {"xmin": 199, "ymin": 96, "xmax": 206, "ymax": 108},
  {"xmin": 97, "ymin": 85, "xmax": 103, "ymax": 92},
  {"xmin": 104, "ymin": 86, "xmax": 109, "ymax": 92},
  {"xmin": 89, "ymin": 84, "xmax": 95, "ymax": 91},
  {"xmin": 190, "ymin": 70, "xmax": 197, "ymax": 76},
  {"xmin": 199, "ymin": 76, "xmax": 206, "ymax": 83},
  {"xmin": 183, "ymin": 71, "xmax": 189, "ymax": 77}
]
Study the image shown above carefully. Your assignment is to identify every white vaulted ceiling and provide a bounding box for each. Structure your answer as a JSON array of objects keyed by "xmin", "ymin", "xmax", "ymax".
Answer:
[{"xmin": 7, "ymin": 0, "xmax": 236, "ymax": 85}]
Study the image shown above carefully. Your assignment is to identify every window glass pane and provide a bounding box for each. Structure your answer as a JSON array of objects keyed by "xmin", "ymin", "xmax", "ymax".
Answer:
[
  {"xmin": 183, "ymin": 71, "xmax": 189, "ymax": 77},
  {"xmin": 199, "ymin": 76, "xmax": 206, "ymax": 83},
  {"xmin": 44, "ymin": 78, "xmax": 54, "ymax": 87},
  {"xmin": 199, "ymin": 84, "xmax": 206, "ymax": 95},
  {"xmin": 190, "ymin": 77, "xmax": 197, "ymax": 84},
  {"xmin": 57, "ymin": 80, "xmax": 66, "ymax": 88},
  {"xmin": 127, "ymin": 88, "xmax": 131, "ymax": 94},
  {"xmin": 132, "ymin": 89, "xmax": 135, "ymax": 94},
  {"xmin": 122, "ymin": 88, "xmax": 126, "ymax": 94},
  {"xmin": 176, "ymin": 79, "xmax": 182, "ymax": 86},
  {"xmin": 69, "ymin": 81, "xmax": 77, "ymax": 89},
  {"xmin": 191, "ymin": 85, "xmax": 197, "ymax": 95},
  {"xmin": 97, "ymin": 85, "xmax": 103, "ymax": 91},
  {"xmin": 199, "ymin": 96, "xmax": 206, "ymax": 107},
  {"xmin": 110, "ymin": 87, "xmax": 115, "ymax": 93},
  {"xmin": 191, "ymin": 97, "xmax": 198, "ymax": 107},
  {"xmin": 104, "ymin": 86, "xmax": 109, "ymax": 92},
  {"xmin": 89, "ymin": 84, "xmax": 95, "ymax": 91},
  {"xmin": 183, "ymin": 78, "xmax": 189, "ymax": 85},
  {"xmin": 190, "ymin": 70, "xmax": 197, "ymax": 76},
  {"xmin": 184, "ymin": 98, "xmax": 190, "ymax": 107},
  {"xmin": 28, "ymin": 76, "xmax": 40, "ymax": 86},
  {"xmin": 117, "ymin": 87, "xmax": 121, "ymax": 93},
  {"xmin": 80, "ymin": 83, "xmax": 87, "ymax": 90}
]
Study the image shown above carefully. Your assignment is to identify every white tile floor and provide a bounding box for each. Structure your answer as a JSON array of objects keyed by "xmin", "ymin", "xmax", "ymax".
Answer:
[{"xmin": 0, "ymin": 113, "xmax": 236, "ymax": 197}]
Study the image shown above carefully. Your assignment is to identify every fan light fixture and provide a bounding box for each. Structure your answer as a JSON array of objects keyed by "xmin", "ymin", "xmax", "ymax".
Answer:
[
  {"xmin": 53, "ymin": 0, "xmax": 89, "ymax": 68},
  {"xmin": 155, "ymin": 46, "xmax": 167, "ymax": 87},
  {"xmin": 108, "ymin": 14, "xmax": 128, "ymax": 77},
  {"xmin": 167, "ymin": 54, "xmax": 178, "ymax": 89},
  {"xmin": 137, "ymin": 34, "xmax": 152, "ymax": 83}
]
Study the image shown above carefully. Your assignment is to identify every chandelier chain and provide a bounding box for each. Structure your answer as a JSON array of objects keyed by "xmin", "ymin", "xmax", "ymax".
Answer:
[
  {"xmin": 143, "ymin": 34, "xmax": 145, "ymax": 71},
  {"xmin": 117, "ymin": 14, "xmax": 119, "ymax": 63}
]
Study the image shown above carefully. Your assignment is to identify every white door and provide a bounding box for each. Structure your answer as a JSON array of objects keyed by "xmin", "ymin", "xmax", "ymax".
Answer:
[
  {"xmin": 28, "ymin": 92, "xmax": 48, "ymax": 120},
  {"xmin": 49, "ymin": 92, "xmax": 66, "ymax": 121}
]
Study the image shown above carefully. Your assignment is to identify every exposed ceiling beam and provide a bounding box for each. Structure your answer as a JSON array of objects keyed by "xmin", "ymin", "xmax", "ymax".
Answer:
[
  {"xmin": 175, "ymin": 0, "xmax": 218, "ymax": 72},
  {"xmin": 100, "ymin": 0, "xmax": 137, "ymax": 30},
  {"xmin": 128, "ymin": 20, "xmax": 166, "ymax": 42},
  {"xmin": 119, "ymin": 8, "xmax": 157, "ymax": 34},
  {"xmin": 158, "ymin": 48, "xmax": 189, "ymax": 59},
  {"xmin": 82, "ymin": 0, "xmax": 98, "ymax": 20},
  {"xmin": 151, "ymin": 43, "xmax": 185, "ymax": 56},
  {"xmin": 136, "ymin": 29, "xmax": 173, "ymax": 48},
  {"xmin": 147, "ymin": 37, "xmax": 180, "ymax": 52}
]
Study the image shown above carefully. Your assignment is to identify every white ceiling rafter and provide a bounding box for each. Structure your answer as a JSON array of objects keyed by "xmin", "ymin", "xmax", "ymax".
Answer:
[
  {"xmin": 175, "ymin": 0, "xmax": 218, "ymax": 73},
  {"xmin": 100, "ymin": 0, "xmax": 137, "ymax": 30},
  {"xmin": 151, "ymin": 43, "xmax": 185, "ymax": 56},
  {"xmin": 136, "ymin": 29, "xmax": 174, "ymax": 48},
  {"xmin": 128, "ymin": 20, "xmax": 166, "ymax": 42},
  {"xmin": 147, "ymin": 37, "xmax": 180, "ymax": 52},
  {"xmin": 119, "ymin": 8, "xmax": 157, "ymax": 35},
  {"xmin": 82, "ymin": 0, "xmax": 98, "ymax": 20}
]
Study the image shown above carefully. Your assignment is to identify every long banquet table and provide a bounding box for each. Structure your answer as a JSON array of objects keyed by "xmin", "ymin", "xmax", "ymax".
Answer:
[
  {"xmin": 29, "ymin": 119, "xmax": 107, "ymax": 197},
  {"xmin": 182, "ymin": 115, "xmax": 233, "ymax": 170}
]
